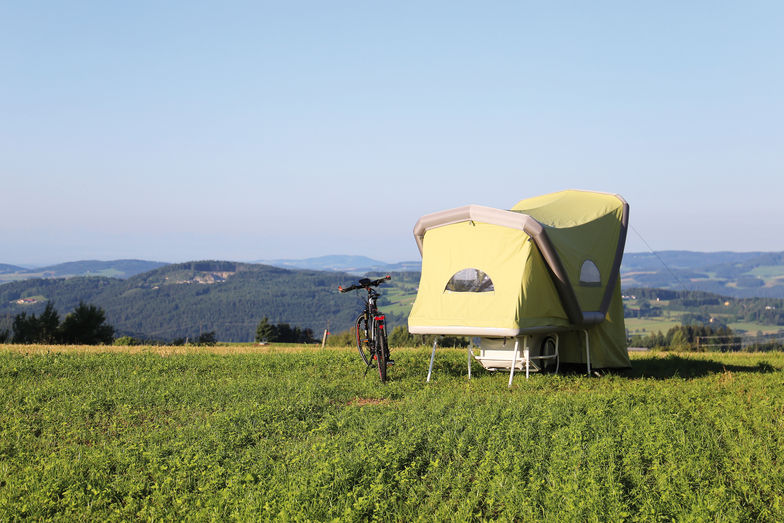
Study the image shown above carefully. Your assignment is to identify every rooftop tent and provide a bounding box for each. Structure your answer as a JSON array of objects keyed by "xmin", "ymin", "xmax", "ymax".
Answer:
[{"xmin": 408, "ymin": 189, "xmax": 630, "ymax": 372}]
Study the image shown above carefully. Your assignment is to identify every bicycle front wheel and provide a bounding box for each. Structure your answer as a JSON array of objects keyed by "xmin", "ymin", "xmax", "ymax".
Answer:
[
  {"xmin": 374, "ymin": 322, "xmax": 388, "ymax": 383},
  {"xmin": 356, "ymin": 313, "xmax": 372, "ymax": 366}
]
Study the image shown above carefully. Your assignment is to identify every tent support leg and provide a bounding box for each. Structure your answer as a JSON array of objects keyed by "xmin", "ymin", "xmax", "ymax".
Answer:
[
  {"xmin": 524, "ymin": 336, "xmax": 530, "ymax": 380},
  {"xmin": 427, "ymin": 337, "xmax": 438, "ymax": 383},
  {"xmin": 467, "ymin": 341, "xmax": 472, "ymax": 380},
  {"xmin": 508, "ymin": 338, "xmax": 519, "ymax": 388},
  {"xmin": 584, "ymin": 329, "xmax": 591, "ymax": 375}
]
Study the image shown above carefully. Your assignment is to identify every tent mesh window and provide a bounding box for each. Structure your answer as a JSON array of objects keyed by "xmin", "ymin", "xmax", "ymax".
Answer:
[
  {"xmin": 579, "ymin": 260, "xmax": 601, "ymax": 286},
  {"xmin": 445, "ymin": 268, "xmax": 495, "ymax": 293}
]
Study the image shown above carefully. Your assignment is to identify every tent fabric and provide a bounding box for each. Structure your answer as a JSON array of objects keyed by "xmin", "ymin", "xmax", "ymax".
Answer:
[
  {"xmin": 510, "ymin": 191, "xmax": 628, "ymax": 317},
  {"xmin": 408, "ymin": 189, "xmax": 630, "ymax": 369}
]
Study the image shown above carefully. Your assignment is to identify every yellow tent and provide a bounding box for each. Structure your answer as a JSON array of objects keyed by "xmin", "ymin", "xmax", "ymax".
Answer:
[{"xmin": 408, "ymin": 190, "xmax": 630, "ymax": 376}]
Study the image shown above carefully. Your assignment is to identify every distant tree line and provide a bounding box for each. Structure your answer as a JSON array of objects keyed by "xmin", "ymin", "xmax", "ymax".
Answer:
[
  {"xmin": 387, "ymin": 325, "xmax": 469, "ymax": 348},
  {"xmin": 112, "ymin": 331, "xmax": 218, "ymax": 347},
  {"xmin": 324, "ymin": 324, "xmax": 469, "ymax": 349},
  {"xmin": 624, "ymin": 299, "xmax": 663, "ymax": 318},
  {"xmin": 171, "ymin": 332, "xmax": 218, "ymax": 346},
  {"xmin": 4, "ymin": 302, "xmax": 114, "ymax": 345},
  {"xmin": 631, "ymin": 325, "xmax": 741, "ymax": 352},
  {"xmin": 255, "ymin": 317, "xmax": 316, "ymax": 343}
]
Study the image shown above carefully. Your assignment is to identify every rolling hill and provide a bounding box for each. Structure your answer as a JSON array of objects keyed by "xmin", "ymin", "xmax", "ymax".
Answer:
[
  {"xmin": 0, "ymin": 259, "xmax": 168, "ymax": 283},
  {"xmin": 0, "ymin": 262, "xmax": 417, "ymax": 342},
  {"xmin": 256, "ymin": 255, "xmax": 421, "ymax": 274},
  {"xmin": 0, "ymin": 264, "xmax": 28, "ymax": 274}
]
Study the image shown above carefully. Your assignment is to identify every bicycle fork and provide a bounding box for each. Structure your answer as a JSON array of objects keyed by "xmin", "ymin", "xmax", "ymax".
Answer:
[{"xmin": 374, "ymin": 315, "xmax": 387, "ymax": 361}]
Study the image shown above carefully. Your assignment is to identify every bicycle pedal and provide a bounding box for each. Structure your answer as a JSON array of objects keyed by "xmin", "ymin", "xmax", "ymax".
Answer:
[{"xmin": 386, "ymin": 359, "xmax": 395, "ymax": 366}]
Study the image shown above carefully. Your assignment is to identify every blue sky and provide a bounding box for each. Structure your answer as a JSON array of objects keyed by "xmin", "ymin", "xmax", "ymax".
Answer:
[{"xmin": 2, "ymin": 1, "xmax": 783, "ymax": 266}]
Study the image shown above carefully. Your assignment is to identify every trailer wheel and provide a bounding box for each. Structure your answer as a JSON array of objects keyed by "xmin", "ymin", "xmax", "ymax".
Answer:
[{"xmin": 540, "ymin": 336, "xmax": 559, "ymax": 374}]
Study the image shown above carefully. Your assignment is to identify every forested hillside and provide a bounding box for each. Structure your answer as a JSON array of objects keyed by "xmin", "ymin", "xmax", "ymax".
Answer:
[
  {"xmin": 0, "ymin": 277, "xmax": 118, "ymax": 313},
  {"xmin": 0, "ymin": 262, "xmax": 412, "ymax": 342}
]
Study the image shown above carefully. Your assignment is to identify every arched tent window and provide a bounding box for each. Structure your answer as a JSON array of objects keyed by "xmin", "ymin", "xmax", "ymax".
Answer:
[
  {"xmin": 579, "ymin": 260, "xmax": 601, "ymax": 286},
  {"xmin": 445, "ymin": 268, "xmax": 494, "ymax": 293}
]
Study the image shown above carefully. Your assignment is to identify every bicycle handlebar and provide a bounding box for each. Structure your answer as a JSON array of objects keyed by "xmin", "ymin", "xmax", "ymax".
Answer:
[{"xmin": 338, "ymin": 275, "xmax": 391, "ymax": 293}]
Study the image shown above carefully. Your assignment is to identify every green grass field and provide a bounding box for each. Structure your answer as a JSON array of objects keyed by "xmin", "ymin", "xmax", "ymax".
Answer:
[
  {"xmin": 624, "ymin": 316, "xmax": 682, "ymax": 335},
  {"xmin": 626, "ymin": 315, "xmax": 783, "ymax": 337},
  {"xmin": 626, "ymin": 311, "xmax": 783, "ymax": 337},
  {"xmin": 749, "ymin": 265, "xmax": 784, "ymax": 280},
  {"xmin": 2, "ymin": 345, "xmax": 783, "ymax": 520},
  {"xmin": 727, "ymin": 322, "xmax": 784, "ymax": 336}
]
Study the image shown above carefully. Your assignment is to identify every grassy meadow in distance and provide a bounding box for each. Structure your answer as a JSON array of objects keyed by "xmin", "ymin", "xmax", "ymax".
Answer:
[{"xmin": 1, "ymin": 344, "xmax": 784, "ymax": 520}]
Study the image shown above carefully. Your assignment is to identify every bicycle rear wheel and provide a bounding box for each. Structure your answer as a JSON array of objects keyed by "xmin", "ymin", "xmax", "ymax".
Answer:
[
  {"xmin": 374, "ymin": 322, "xmax": 388, "ymax": 382},
  {"xmin": 355, "ymin": 313, "xmax": 372, "ymax": 366}
]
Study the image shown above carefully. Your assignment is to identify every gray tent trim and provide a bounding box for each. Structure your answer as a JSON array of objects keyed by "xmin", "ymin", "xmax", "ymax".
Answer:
[{"xmin": 600, "ymin": 195, "xmax": 630, "ymax": 315}]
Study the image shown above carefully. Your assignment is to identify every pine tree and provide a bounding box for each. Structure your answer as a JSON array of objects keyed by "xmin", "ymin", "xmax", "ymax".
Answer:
[
  {"xmin": 38, "ymin": 302, "xmax": 60, "ymax": 344},
  {"xmin": 60, "ymin": 302, "xmax": 114, "ymax": 345},
  {"xmin": 255, "ymin": 317, "xmax": 276, "ymax": 342},
  {"xmin": 12, "ymin": 311, "xmax": 39, "ymax": 344},
  {"xmin": 669, "ymin": 329, "xmax": 690, "ymax": 352}
]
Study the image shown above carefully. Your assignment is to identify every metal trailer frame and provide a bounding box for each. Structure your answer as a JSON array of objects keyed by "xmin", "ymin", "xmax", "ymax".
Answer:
[{"xmin": 426, "ymin": 328, "xmax": 592, "ymax": 387}]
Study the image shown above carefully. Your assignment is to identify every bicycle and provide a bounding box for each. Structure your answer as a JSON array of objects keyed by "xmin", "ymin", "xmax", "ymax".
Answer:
[{"xmin": 338, "ymin": 275, "xmax": 393, "ymax": 382}]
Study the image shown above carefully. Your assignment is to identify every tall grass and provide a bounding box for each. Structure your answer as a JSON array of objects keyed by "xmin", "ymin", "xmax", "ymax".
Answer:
[{"xmin": 1, "ymin": 345, "xmax": 783, "ymax": 520}]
